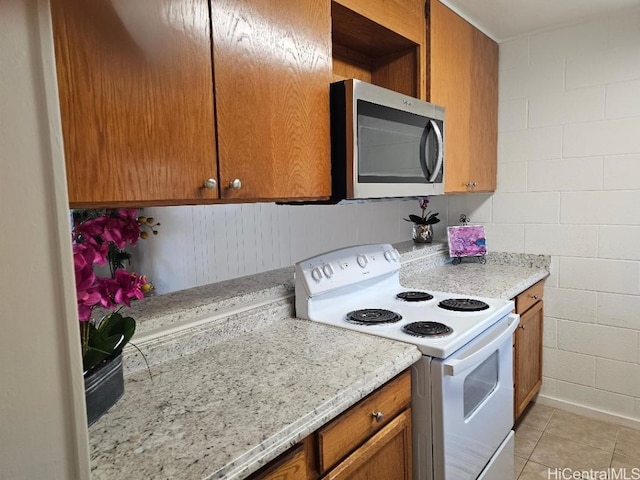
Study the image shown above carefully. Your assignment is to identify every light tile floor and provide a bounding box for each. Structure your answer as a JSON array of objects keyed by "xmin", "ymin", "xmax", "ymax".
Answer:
[{"xmin": 515, "ymin": 403, "xmax": 640, "ymax": 479}]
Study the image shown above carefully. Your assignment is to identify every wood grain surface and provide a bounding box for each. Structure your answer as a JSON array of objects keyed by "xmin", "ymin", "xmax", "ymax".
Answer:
[
  {"xmin": 514, "ymin": 299, "xmax": 544, "ymax": 420},
  {"xmin": 469, "ymin": 27, "xmax": 498, "ymax": 192},
  {"xmin": 250, "ymin": 444, "xmax": 308, "ymax": 480},
  {"xmin": 322, "ymin": 408, "xmax": 412, "ymax": 480},
  {"xmin": 211, "ymin": 0, "xmax": 332, "ymax": 201},
  {"xmin": 333, "ymin": 0, "xmax": 425, "ymax": 44},
  {"xmin": 429, "ymin": 0, "xmax": 473, "ymax": 192},
  {"xmin": 331, "ymin": 0, "xmax": 424, "ymax": 98},
  {"xmin": 317, "ymin": 370, "xmax": 411, "ymax": 473},
  {"xmin": 51, "ymin": 0, "xmax": 219, "ymax": 207},
  {"xmin": 429, "ymin": 0, "xmax": 498, "ymax": 193},
  {"xmin": 515, "ymin": 280, "xmax": 545, "ymax": 314}
]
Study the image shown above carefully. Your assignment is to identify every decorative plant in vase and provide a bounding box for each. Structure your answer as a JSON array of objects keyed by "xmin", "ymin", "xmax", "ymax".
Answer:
[
  {"xmin": 71, "ymin": 208, "xmax": 159, "ymax": 424},
  {"xmin": 403, "ymin": 197, "xmax": 440, "ymax": 243}
]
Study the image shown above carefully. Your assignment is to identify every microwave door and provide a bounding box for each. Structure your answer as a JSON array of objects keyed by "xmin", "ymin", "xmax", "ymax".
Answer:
[{"xmin": 420, "ymin": 119, "xmax": 444, "ymax": 183}]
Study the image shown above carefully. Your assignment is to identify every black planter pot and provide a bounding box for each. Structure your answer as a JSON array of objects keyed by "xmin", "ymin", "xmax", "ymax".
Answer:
[{"xmin": 84, "ymin": 353, "xmax": 124, "ymax": 426}]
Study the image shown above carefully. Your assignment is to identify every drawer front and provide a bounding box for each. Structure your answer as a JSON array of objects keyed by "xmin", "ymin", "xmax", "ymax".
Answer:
[
  {"xmin": 317, "ymin": 370, "xmax": 411, "ymax": 473},
  {"xmin": 515, "ymin": 280, "xmax": 544, "ymax": 314},
  {"xmin": 251, "ymin": 444, "xmax": 307, "ymax": 480}
]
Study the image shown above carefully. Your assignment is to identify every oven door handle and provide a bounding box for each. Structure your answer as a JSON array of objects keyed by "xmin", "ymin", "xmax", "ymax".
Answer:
[{"xmin": 443, "ymin": 314, "xmax": 520, "ymax": 376}]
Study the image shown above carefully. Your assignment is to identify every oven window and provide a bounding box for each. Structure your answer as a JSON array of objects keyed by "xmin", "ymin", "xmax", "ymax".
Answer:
[{"xmin": 463, "ymin": 351, "xmax": 498, "ymax": 419}]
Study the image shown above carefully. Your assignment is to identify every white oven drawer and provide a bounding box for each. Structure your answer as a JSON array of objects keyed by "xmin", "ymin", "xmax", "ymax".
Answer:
[{"xmin": 477, "ymin": 430, "xmax": 514, "ymax": 480}]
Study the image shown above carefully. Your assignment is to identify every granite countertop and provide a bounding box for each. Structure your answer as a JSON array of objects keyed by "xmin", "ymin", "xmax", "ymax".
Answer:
[
  {"xmin": 89, "ymin": 316, "xmax": 421, "ymax": 480},
  {"xmin": 89, "ymin": 243, "xmax": 549, "ymax": 480},
  {"xmin": 400, "ymin": 252, "xmax": 550, "ymax": 300}
]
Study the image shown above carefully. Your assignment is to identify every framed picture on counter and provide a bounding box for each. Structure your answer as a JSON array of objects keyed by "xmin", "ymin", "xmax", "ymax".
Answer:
[{"xmin": 447, "ymin": 225, "xmax": 487, "ymax": 258}]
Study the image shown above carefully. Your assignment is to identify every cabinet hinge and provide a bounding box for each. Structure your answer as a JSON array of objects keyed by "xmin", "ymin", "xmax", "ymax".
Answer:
[{"xmin": 424, "ymin": 1, "xmax": 430, "ymax": 19}]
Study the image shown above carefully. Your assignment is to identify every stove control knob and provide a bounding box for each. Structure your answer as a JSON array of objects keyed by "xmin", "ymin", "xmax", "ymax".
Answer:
[
  {"xmin": 322, "ymin": 264, "xmax": 334, "ymax": 277},
  {"xmin": 383, "ymin": 250, "xmax": 395, "ymax": 262},
  {"xmin": 357, "ymin": 254, "xmax": 369, "ymax": 268},
  {"xmin": 311, "ymin": 267, "xmax": 323, "ymax": 282}
]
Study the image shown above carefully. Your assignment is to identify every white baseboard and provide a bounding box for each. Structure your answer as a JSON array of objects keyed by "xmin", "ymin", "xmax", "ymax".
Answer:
[{"xmin": 536, "ymin": 394, "xmax": 640, "ymax": 431}]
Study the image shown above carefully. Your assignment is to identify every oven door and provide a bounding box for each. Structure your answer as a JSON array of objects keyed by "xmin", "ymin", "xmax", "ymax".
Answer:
[{"xmin": 430, "ymin": 314, "xmax": 519, "ymax": 480}]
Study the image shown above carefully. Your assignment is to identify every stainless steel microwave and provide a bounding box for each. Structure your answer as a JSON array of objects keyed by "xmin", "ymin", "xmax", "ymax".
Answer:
[{"xmin": 329, "ymin": 79, "xmax": 445, "ymax": 201}]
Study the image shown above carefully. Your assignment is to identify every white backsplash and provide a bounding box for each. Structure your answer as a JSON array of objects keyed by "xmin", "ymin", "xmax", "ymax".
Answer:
[{"xmin": 135, "ymin": 197, "xmax": 448, "ymax": 294}]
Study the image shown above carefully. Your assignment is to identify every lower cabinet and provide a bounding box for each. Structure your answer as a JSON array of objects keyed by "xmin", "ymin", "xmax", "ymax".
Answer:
[
  {"xmin": 250, "ymin": 369, "xmax": 412, "ymax": 480},
  {"xmin": 255, "ymin": 443, "xmax": 308, "ymax": 480},
  {"xmin": 322, "ymin": 409, "xmax": 412, "ymax": 480},
  {"xmin": 513, "ymin": 281, "xmax": 545, "ymax": 421}
]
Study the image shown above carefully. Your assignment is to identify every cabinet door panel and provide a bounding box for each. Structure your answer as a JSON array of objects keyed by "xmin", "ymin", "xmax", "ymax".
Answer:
[
  {"xmin": 514, "ymin": 301, "xmax": 543, "ymax": 419},
  {"xmin": 52, "ymin": 0, "xmax": 218, "ymax": 207},
  {"xmin": 429, "ymin": 0, "xmax": 472, "ymax": 193},
  {"xmin": 428, "ymin": 0, "xmax": 498, "ymax": 194},
  {"xmin": 322, "ymin": 408, "xmax": 412, "ymax": 480},
  {"xmin": 469, "ymin": 28, "xmax": 498, "ymax": 192},
  {"xmin": 212, "ymin": 0, "xmax": 332, "ymax": 200},
  {"xmin": 252, "ymin": 444, "xmax": 307, "ymax": 480}
]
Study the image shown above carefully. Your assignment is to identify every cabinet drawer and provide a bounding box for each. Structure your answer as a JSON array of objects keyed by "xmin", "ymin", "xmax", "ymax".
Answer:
[
  {"xmin": 250, "ymin": 443, "xmax": 307, "ymax": 480},
  {"xmin": 317, "ymin": 370, "xmax": 411, "ymax": 473},
  {"xmin": 322, "ymin": 408, "xmax": 412, "ymax": 480},
  {"xmin": 515, "ymin": 280, "xmax": 544, "ymax": 314}
]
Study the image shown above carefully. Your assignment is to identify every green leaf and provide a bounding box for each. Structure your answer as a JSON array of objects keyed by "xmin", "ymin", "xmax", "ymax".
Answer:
[
  {"xmin": 406, "ymin": 214, "xmax": 427, "ymax": 224},
  {"xmin": 83, "ymin": 313, "xmax": 136, "ymax": 372},
  {"xmin": 99, "ymin": 312, "xmax": 136, "ymax": 347}
]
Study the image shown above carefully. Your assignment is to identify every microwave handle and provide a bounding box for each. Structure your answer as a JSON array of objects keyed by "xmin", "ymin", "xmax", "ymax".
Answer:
[
  {"xmin": 426, "ymin": 119, "xmax": 444, "ymax": 182},
  {"xmin": 442, "ymin": 314, "xmax": 519, "ymax": 376}
]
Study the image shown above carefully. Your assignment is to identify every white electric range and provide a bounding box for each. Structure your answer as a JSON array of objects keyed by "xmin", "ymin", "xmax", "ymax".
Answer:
[{"xmin": 295, "ymin": 243, "xmax": 518, "ymax": 480}]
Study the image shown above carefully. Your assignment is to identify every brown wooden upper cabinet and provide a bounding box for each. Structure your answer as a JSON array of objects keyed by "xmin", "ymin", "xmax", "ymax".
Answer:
[
  {"xmin": 427, "ymin": 0, "xmax": 499, "ymax": 193},
  {"xmin": 330, "ymin": 0, "xmax": 498, "ymax": 194},
  {"xmin": 51, "ymin": 0, "xmax": 332, "ymax": 207},
  {"xmin": 331, "ymin": 0, "xmax": 426, "ymax": 99}
]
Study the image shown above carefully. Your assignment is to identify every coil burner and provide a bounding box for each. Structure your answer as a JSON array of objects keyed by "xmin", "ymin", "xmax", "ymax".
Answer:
[
  {"xmin": 403, "ymin": 321, "xmax": 453, "ymax": 338},
  {"xmin": 345, "ymin": 309, "xmax": 402, "ymax": 325},
  {"xmin": 438, "ymin": 298, "xmax": 490, "ymax": 312},
  {"xmin": 396, "ymin": 291, "xmax": 434, "ymax": 302}
]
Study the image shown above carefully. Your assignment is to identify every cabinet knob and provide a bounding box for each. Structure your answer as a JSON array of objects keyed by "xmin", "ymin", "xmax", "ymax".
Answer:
[
  {"xmin": 520, "ymin": 324, "xmax": 526, "ymax": 330},
  {"xmin": 371, "ymin": 411, "xmax": 384, "ymax": 422},
  {"xmin": 229, "ymin": 178, "xmax": 242, "ymax": 189},
  {"xmin": 203, "ymin": 178, "xmax": 217, "ymax": 189},
  {"xmin": 530, "ymin": 294, "xmax": 539, "ymax": 300}
]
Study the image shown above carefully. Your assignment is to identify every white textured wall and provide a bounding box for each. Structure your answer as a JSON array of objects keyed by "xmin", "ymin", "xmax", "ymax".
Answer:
[
  {"xmin": 136, "ymin": 197, "xmax": 448, "ymax": 294},
  {"xmin": 0, "ymin": 0, "xmax": 90, "ymax": 477},
  {"xmin": 457, "ymin": 7, "xmax": 640, "ymax": 421}
]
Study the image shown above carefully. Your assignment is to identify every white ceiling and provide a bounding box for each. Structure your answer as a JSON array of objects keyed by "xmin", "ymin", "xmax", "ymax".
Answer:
[{"xmin": 441, "ymin": 0, "xmax": 640, "ymax": 42}]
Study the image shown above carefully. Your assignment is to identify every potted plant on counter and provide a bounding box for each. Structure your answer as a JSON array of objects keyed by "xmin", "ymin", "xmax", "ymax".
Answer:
[
  {"xmin": 72, "ymin": 208, "xmax": 158, "ymax": 425},
  {"xmin": 404, "ymin": 197, "xmax": 441, "ymax": 243}
]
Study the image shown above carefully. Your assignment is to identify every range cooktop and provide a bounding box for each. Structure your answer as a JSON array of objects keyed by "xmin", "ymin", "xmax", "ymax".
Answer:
[{"xmin": 294, "ymin": 244, "xmax": 514, "ymax": 358}]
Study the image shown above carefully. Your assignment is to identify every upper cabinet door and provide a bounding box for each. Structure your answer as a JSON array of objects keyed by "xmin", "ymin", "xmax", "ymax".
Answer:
[
  {"xmin": 211, "ymin": 0, "xmax": 332, "ymax": 201},
  {"xmin": 428, "ymin": 0, "xmax": 498, "ymax": 194},
  {"xmin": 469, "ymin": 28, "xmax": 498, "ymax": 192},
  {"xmin": 429, "ymin": 0, "xmax": 473, "ymax": 193},
  {"xmin": 51, "ymin": 0, "xmax": 219, "ymax": 207}
]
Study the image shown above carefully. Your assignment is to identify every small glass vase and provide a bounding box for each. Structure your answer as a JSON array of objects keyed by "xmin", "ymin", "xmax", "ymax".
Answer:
[{"xmin": 412, "ymin": 223, "xmax": 433, "ymax": 243}]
